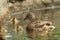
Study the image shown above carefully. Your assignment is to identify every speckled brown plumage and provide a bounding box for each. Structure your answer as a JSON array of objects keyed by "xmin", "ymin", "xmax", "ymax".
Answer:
[{"xmin": 24, "ymin": 13, "xmax": 55, "ymax": 38}]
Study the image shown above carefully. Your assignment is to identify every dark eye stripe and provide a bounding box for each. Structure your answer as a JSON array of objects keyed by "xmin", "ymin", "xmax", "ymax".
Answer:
[{"xmin": 46, "ymin": 23, "xmax": 50, "ymax": 26}]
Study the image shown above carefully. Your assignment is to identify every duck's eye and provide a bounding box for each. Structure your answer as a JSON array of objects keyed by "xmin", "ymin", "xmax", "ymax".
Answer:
[
  {"xmin": 26, "ymin": 15, "xmax": 29, "ymax": 17},
  {"xmin": 18, "ymin": 0, "xmax": 24, "ymax": 2},
  {"xmin": 26, "ymin": 15, "xmax": 32, "ymax": 19},
  {"xmin": 46, "ymin": 23, "xmax": 50, "ymax": 26}
]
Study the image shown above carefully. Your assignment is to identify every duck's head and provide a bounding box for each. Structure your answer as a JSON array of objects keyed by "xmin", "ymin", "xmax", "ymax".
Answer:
[{"xmin": 24, "ymin": 13, "xmax": 35, "ymax": 21}]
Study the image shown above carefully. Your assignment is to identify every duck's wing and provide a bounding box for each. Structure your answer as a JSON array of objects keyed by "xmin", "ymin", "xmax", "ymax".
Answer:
[{"xmin": 34, "ymin": 21, "xmax": 45, "ymax": 28}]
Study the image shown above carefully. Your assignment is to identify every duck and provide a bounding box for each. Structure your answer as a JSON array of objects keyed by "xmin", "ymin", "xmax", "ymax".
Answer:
[
  {"xmin": 15, "ymin": 25, "xmax": 23, "ymax": 33},
  {"xmin": 24, "ymin": 13, "xmax": 55, "ymax": 38},
  {"xmin": 10, "ymin": 17, "xmax": 19, "ymax": 25},
  {"xmin": 24, "ymin": 13, "xmax": 36, "ymax": 38},
  {"xmin": 0, "ymin": 27, "xmax": 6, "ymax": 33},
  {"xmin": 0, "ymin": 27, "xmax": 6, "ymax": 40}
]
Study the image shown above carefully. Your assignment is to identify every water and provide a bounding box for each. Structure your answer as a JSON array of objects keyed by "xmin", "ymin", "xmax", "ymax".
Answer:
[{"xmin": 4, "ymin": 1, "xmax": 60, "ymax": 40}]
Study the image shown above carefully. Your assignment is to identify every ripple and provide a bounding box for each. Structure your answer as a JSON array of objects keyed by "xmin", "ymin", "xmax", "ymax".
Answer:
[{"xmin": 6, "ymin": 35, "xmax": 12, "ymax": 38}]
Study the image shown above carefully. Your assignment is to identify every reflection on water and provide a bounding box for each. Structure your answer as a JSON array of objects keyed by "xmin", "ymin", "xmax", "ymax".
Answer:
[{"xmin": 5, "ymin": 28, "xmax": 27, "ymax": 40}]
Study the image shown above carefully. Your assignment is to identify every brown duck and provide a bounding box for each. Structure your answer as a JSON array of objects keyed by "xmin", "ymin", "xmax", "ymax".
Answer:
[
  {"xmin": 24, "ymin": 13, "xmax": 55, "ymax": 38},
  {"xmin": 24, "ymin": 13, "xmax": 36, "ymax": 38}
]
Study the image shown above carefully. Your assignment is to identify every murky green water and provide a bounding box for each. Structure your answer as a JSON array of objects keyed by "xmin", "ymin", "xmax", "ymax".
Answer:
[{"xmin": 4, "ymin": 1, "xmax": 60, "ymax": 40}]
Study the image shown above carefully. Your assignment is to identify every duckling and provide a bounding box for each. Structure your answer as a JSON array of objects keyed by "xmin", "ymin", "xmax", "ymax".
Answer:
[
  {"xmin": 0, "ymin": 27, "xmax": 6, "ymax": 33},
  {"xmin": 10, "ymin": 17, "xmax": 19, "ymax": 25},
  {"xmin": 24, "ymin": 13, "xmax": 55, "ymax": 38},
  {"xmin": 15, "ymin": 25, "xmax": 23, "ymax": 33},
  {"xmin": 0, "ymin": 27, "xmax": 6, "ymax": 40}
]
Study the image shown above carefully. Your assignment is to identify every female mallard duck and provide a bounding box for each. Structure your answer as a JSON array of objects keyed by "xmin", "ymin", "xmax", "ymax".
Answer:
[
  {"xmin": 24, "ymin": 13, "xmax": 55, "ymax": 38},
  {"xmin": 24, "ymin": 13, "xmax": 36, "ymax": 38}
]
